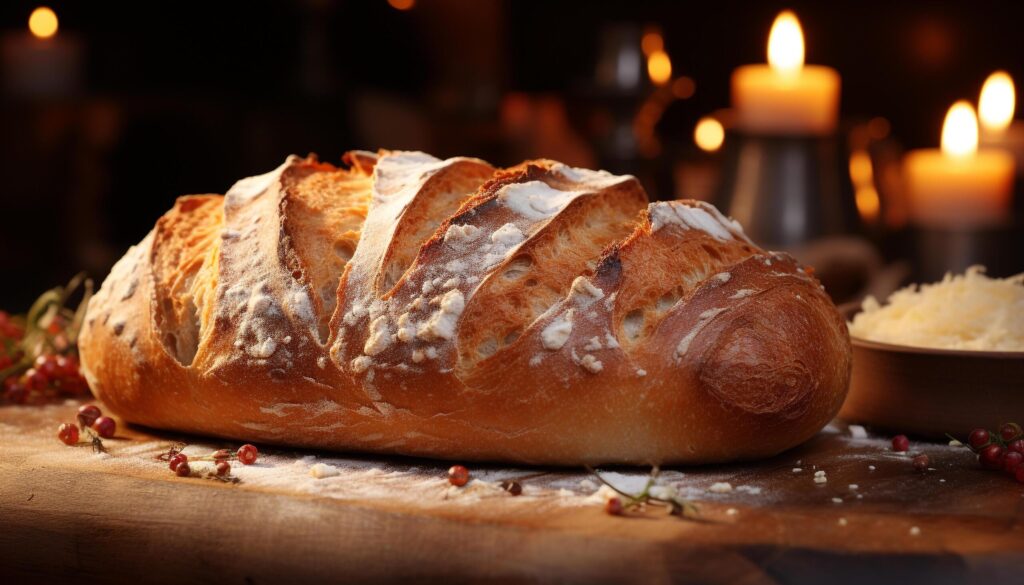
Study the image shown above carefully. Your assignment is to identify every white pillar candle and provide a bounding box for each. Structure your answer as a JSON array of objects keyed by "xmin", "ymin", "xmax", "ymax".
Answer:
[{"xmin": 731, "ymin": 11, "xmax": 841, "ymax": 136}]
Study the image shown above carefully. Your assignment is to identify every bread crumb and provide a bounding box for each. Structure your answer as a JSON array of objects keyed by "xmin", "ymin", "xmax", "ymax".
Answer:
[
  {"xmin": 363, "ymin": 316, "xmax": 393, "ymax": 356},
  {"xmin": 578, "ymin": 354, "xmax": 603, "ymax": 374},
  {"xmin": 708, "ymin": 482, "xmax": 733, "ymax": 493},
  {"xmin": 831, "ymin": 497, "xmax": 843, "ymax": 504},
  {"xmin": 583, "ymin": 336, "xmax": 602, "ymax": 351},
  {"xmin": 868, "ymin": 465, "xmax": 876, "ymax": 471},
  {"xmin": 443, "ymin": 223, "xmax": 482, "ymax": 250},
  {"xmin": 541, "ymin": 310, "xmax": 574, "ymax": 350},
  {"xmin": 416, "ymin": 289, "xmax": 465, "ymax": 341},
  {"xmin": 792, "ymin": 468, "xmax": 802, "ymax": 473},
  {"xmin": 636, "ymin": 369, "xmax": 647, "ymax": 377},
  {"xmin": 909, "ymin": 526, "xmax": 921, "ymax": 536},
  {"xmin": 838, "ymin": 517, "xmax": 848, "ymax": 526},
  {"xmin": 350, "ymin": 356, "xmax": 373, "ymax": 374},
  {"xmin": 726, "ymin": 508, "xmax": 738, "ymax": 516},
  {"xmin": 309, "ymin": 463, "xmax": 340, "ymax": 479},
  {"xmin": 848, "ymin": 424, "xmax": 868, "ymax": 439}
]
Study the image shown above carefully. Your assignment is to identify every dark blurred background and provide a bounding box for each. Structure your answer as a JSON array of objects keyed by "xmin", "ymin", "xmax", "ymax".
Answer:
[{"xmin": 2, "ymin": 0, "xmax": 1022, "ymax": 308}]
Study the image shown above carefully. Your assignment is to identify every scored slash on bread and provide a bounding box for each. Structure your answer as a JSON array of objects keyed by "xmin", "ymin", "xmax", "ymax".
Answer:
[{"xmin": 78, "ymin": 150, "xmax": 851, "ymax": 464}]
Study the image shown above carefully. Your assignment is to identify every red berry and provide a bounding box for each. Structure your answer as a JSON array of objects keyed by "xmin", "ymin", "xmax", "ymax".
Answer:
[
  {"xmin": 211, "ymin": 449, "xmax": 231, "ymax": 460},
  {"xmin": 237, "ymin": 444, "xmax": 258, "ymax": 465},
  {"xmin": 912, "ymin": 454, "xmax": 930, "ymax": 472},
  {"xmin": 1002, "ymin": 451, "xmax": 1023, "ymax": 474},
  {"xmin": 980, "ymin": 444, "xmax": 1005, "ymax": 470},
  {"xmin": 169, "ymin": 454, "xmax": 188, "ymax": 472},
  {"xmin": 999, "ymin": 423, "xmax": 1022, "ymax": 443},
  {"xmin": 968, "ymin": 428, "xmax": 990, "ymax": 450},
  {"xmin": 57, "ymin": 422, "xmax": 79, "ymax": 446},
  {"xmin": 216, "ymin": 461, "xmax": 231, "ymax": 476},
  {"xmin": 892, "ymin": 435, "xmax": 910, "ymax": 452},
  {"xmin": 447, "ymin": 465, "xmax": 469, "ymax": 487},
  {"xmin": 175, "ymin": 462, "xmax": 191, "ymax": 477},
  {"xmin": 605, "ymin": 496, "xmax": 624, "ymax": 516},
  {"xmin": 77, "ymin": 404, "xmax": 101, "ymax": 428},
  {"xmin": 23, "ymin": 368, "xmax": 48, "ymax": 391},
  {"xmin": 1008, "ymin": 440, "xmax": 1024, "ymax": 454},
  {"xmin": 3, "ymin": 382, "xmax": 28, "ymax": 404},
  {"xmin": 34, "ymin": 354, "xmax": 59, "ymax": 378},
  {"xmin": 92, "ymin": 416, "xmax": 116, "ymax": 438}
]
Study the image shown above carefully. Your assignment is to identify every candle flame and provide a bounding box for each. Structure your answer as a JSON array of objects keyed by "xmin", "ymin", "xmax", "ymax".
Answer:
[
  {"xmin": 647, "ymin": 50, "xmax": 672, "ymax": 86},
  {"xmin": 28, "ymin": 6, "xmax": 58, "ymax": 40},
  {"xmin": 979, "ymin": 71, "xmax": 1015, "ymax": 133},
  {"xmin": 694, "ymin": 117, "xmax": 725, "ymax": 152},
  {"xmin": 941, "ymin": 101, "xmax": 979, "ymax": 158},
  {"xmin": 767, "ymin": 10, "xmax": 804, "ymax": 75},
  {"xmin": 855, "ymin": 186, "xmax": 881, "ymax": 223}
]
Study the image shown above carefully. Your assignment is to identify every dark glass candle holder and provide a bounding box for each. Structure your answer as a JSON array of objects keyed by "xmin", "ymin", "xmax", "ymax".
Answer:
[
  {"xmin": 910, "ymin": 224, "xmax": 1024, "ymax": 282},
  {"xmin": 713, "ymin": 131, "xmax": 859, "ymax": 249}
]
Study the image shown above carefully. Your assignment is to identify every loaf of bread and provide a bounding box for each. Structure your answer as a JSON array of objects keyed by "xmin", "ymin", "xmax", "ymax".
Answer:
[{"xmin": 78, "ymin": 150, "xmax": 851, "ymax": 465}]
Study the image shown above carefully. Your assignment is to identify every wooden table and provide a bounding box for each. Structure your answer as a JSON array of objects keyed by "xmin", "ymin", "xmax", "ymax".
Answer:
[{"xmin": 1, "ymin": 401, "xmax": 1022, "ymax": 584}]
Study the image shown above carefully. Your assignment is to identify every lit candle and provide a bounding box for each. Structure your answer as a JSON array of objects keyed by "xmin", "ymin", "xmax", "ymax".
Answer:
[
  {"xmin": 730, "ymin": 11, "xmax": 841, "ymax": 135},
  {"xmin": 978, "ymin": 71, "xmax": 1024, "ymax": 171},
  {"xmin": 904, "ymin": 101, "xmax": 1015, "ymax": 227},
  {"xmin": 1, "ymin": 6, "xmax": 81, "ymax": 97}
]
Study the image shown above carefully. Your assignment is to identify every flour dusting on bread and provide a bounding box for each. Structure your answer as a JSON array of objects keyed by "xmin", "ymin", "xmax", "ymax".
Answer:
[{"xmin": 79, "ymin": 149, "xmax": 852, "ymax": 465}]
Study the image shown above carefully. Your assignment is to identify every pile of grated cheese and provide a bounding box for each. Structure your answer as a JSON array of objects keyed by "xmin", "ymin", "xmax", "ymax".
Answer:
[{"xmin": 849, "ymin": 266, "xmax": 1024, "ymax": 351}]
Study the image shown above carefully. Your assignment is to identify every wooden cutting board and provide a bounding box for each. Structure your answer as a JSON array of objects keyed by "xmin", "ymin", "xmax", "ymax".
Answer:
[{"xmin": 1, "ymin": 400, "xmax": 1022, "ymax": 584}]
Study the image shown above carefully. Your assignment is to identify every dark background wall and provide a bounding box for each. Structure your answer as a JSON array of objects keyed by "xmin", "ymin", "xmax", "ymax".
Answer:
[{"xmin": 1, "ymin": 0, "xmax": 1021, "ymax": 308}]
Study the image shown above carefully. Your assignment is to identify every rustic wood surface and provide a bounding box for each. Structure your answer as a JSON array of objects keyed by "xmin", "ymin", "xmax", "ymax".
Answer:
[{"xmin": 1, "ymin": 401, "xmax": 1022, "ymax": 584}]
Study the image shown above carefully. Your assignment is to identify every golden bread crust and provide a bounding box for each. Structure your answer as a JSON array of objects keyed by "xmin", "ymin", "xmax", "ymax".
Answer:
[{"xmin": 78, "ymin": 150, "xmax": 851, "ymax": 464}]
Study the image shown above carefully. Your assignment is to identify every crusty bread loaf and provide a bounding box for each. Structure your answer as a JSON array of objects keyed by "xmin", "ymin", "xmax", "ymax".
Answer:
[{"xmin": 78, "ymin": 150, "xmax": 851, "ymax": 465}]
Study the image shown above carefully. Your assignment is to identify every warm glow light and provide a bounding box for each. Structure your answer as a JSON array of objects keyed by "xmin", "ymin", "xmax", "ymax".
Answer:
[
  {"xmin": 28, "ymin": 6, "xmax": 58, "ymax": 39},
  {"xmin": 848, "ymin": 151, "xmax": 873, "ymax": 185},
  {"xmin": 767, "ymin": 10, "xmax": 804, "ymax": 75},
  {"xmin": 855, "ymin": 186, "xmax": 881, "ymax": 222},
  {"xmin": 979, "ymin": 71, "xmax": 1015, "ymax": 133},
  {"xmin": 672, "ymin": 76, "xmax": 695, "ymax": 99},
  {"xmin": 694, "ymin": 117, "xmax": 725, "ymax": 152},
  {"xmin": 387, "ymin": 0, "xmax": 415, "ymax": 11},
  {"xmin": 941, "ymin": 101, "xmax": 979, "ymax": 158},
  {"xmin": 647, "ymin": 50, "xmax": 672, "ymax": 86},
  {"xmin": 641, "ymin": 29, "xmax": 663, "ymax": 56}
]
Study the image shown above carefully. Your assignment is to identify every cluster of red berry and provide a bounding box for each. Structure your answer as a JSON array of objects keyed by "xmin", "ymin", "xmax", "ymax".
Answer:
[
  {"xmin": 2, "ymin": 275, "xmax": 94, "ymax": 405},
  {"xmin": 5, "ymin": 350, "xmax": 89, "ymax": 404},
  {"xmin": 162, "ymin": 444, "xmax": 258, "ymax": 480},
  {"xmin": 964, "ymin": 423, "xmax": 1024, "ymax": 483},
  {"xmin": 56, "ymin": 404, "xmax": 117, "ymax": 449}
]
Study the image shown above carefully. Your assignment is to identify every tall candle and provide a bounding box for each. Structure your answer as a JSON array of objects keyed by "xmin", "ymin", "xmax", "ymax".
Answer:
[
  {"xmin": 978, "ymin": 71, "xmax": 1024, "ymax": 171},
  {"xmin": 904, "ymin": 101, "xmax": 1015, "ymax": 227},
  {"xmin": 731, "ymin": 11, "xmax": 841, "ymax": 136},
  {"xmin": 1, "ymin": 6, "xmax": 81, "ymax": 97}
]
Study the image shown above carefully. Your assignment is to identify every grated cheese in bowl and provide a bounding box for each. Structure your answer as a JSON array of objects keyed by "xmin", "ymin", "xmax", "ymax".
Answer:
[{"xmin": 849, "ymin": 266, "xmax": 1024, "ymax": 352}]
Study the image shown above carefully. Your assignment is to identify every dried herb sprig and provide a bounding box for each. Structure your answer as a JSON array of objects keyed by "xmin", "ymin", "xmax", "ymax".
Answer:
[{"xmin": 586, "ymin": 465, "xmax": 699, "ymax": 519}]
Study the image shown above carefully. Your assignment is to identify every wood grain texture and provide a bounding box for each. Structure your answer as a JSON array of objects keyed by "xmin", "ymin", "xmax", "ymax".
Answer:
[{"xmin": 1, "ymin": 402, "xmax": 1023, "ymax": 584}]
